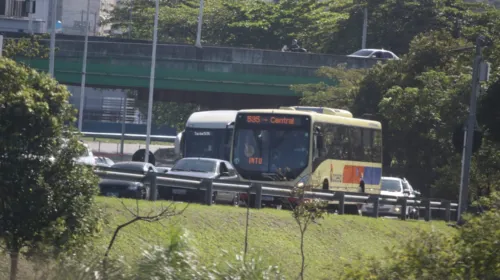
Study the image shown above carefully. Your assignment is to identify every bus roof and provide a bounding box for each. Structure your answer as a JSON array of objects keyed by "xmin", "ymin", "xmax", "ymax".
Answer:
[
  {"xmin": 186, "ymin": 110, "xmax": 238, "ymax": 129},
  {"xmin": 236, "ymin": 108, "xmax": 381, "ymax": 129},
  {"xmin": 279, "ymin": 106, "xmax": 353, "ymax": 118}
]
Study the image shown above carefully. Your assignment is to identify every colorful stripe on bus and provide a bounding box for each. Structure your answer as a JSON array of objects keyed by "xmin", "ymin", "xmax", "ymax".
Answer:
[{"xmin": 342, "ymin": 165, "xmax": 382, "ymax": 185}]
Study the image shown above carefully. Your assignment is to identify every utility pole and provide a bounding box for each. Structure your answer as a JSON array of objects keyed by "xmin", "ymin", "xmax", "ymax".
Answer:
[
  {"xmin": 78, "ymin": 0, "xmax": 91, "ymax": 132},
  {"xmin": 361, "ymin": 7, "xmax": 367, "ymax": 49},
  {"xmin": 144, "ymin": 0, "xmax": 159, "ymax": 164},
  {"xmin": 48, "ymin": 0, "xmax": 58, "ymax": 77},
  {"xmin": 457, "ymin": 36, "xmax": 489, "ymax": 223},
  {"xmin": 195, "ymin": 0, "xmax": 205, "ymax": 48}
]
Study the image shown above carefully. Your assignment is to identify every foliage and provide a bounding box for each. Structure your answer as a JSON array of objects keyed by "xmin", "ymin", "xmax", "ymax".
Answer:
[
  {"xmin": 0, "ymin": 57, "xmax": 101, "ymax": 279},
  {"xmin": 103, "ymin": 0, "xmax": 350, "ymax": 52},
  {"xmin": 40, "ymin": 226, "xmax": 285, "ymax": 280},
  {"xmin": 292, "ymin": 64, "xmax": 368, "ymax": 110},
  {"xmin": 328, "ymin": 0, "xmax": 493, "ymax": 55},
  {"xmin": 2, "ymin": 34, "xmax": 50, "ymax": 59},
  {"xmin": 340, "ymin": 193, "xmax": 500, "ymax": 280},
  {"xmin": 290, "ymin": 183, "xmax": 328, "ymax": 280},
  {"xmin": 135, "ymin": 100, "xmax": 200, "ymax": 132}
]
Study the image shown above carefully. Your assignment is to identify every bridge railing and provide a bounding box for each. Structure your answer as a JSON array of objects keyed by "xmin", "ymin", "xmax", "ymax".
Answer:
[{"xmin": 94, "ymin": 167, "xmax": 458, "ymax": 222}]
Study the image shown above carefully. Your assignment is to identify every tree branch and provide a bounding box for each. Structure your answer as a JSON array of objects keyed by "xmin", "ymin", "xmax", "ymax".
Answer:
[{"xmin": 104, "ymin": 201, "xmax": 188, "ymax": 259}]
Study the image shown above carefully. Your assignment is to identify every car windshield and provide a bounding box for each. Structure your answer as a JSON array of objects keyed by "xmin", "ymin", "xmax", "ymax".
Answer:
[
  {"xmin": 381, "ymin": 179, "xmax": 402, "ymax": 192},
  {"xmin": 232, "ymin": 127, "xmax": 310, "ymax": 181},
  {"xmin": 171, "ymin": 159, "xmax": 216, "ymax": 173},
  {"xmin": 183, "ymin": 128, "xmax": 233, "ymax": 160},
  {"xmin": 350, "ymin": 50, "xmax": 374, "ymax": 56}
]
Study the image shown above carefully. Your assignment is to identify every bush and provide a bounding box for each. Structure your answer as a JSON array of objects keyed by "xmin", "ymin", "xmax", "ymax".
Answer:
[
  {"xmin": 41, "ymin": 227, "xmax": 284, "ymax": 280},
  {"xmin": 340, "ymin": 192, "xmax": 500, "ymax": 280}
]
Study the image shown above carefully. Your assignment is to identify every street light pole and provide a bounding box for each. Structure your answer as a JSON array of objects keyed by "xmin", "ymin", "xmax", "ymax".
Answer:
[
  {"xmin": 28, "ymin": 0, "xmax": 33, "ymax": 34},
  {"xmin": 144, "ymin": 0, "xmax": 159, "ymax": 164},
  {"xmin": 78, "ymin": 0, "xmax": 91, "ymax": 132},
  {"xmin": 457, "ymin": 36, "xmax": 485, "ymax": 223},
  {"xmin": 48, "ymin": 0, "xmax": 58, "ymax": 77}
]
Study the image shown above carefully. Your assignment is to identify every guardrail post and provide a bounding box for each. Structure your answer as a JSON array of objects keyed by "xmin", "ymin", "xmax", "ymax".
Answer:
[
  {"xmin": 371, "ymin": 195, "xmax": 379, "ymax": 218},
  {"xmin": 338, "ymin": 192, "xmax": 345, "ymax": 215},
  {"xmin": 424, "ymin": 199, "xmax": 431, "ymax": 221},
  {"xmin": 399, "ymin": 197, "xmax": 407, "ymax": 221},
  {"xmin": 203, "ymin": 179, "xmax": 213, "ymax": 206},
  {"xmin": 252, "ymin": 183, "xmax": 262, "ymax": 209},
  {"xmin": 149, "ymin": 172, "xmax": 157, "ymax": 201},
  {"xmin": 442, "ymin": 200, "xmax": 451, "ymax": 222}
]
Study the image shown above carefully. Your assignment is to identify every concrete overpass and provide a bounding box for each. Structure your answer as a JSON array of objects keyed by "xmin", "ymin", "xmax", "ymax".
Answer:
[{"xmin": 6, "ymin": 33, "xmax": 381, "ymax": 109}]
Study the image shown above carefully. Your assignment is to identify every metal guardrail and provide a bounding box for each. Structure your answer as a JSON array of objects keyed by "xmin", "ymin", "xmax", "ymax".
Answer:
[
  {"xmin": 82, "ymin": 132, "xmax": 176, "ymax": 142},
  {"xmin": 94, "ymin": 167, "xmax": 458, "ymax": 222}
]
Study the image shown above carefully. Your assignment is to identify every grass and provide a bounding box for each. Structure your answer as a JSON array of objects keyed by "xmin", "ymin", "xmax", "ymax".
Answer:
[
  {"xmin": 80, "ymin": 136, "xmax": 173, "ymax": 146},
  {"xmin": 1, "ymin": 197, "xmax": 456, "ymax": 279},
  {"xmin": 89, "ymin": 197, "xmax": 456, "ymax": 280}
]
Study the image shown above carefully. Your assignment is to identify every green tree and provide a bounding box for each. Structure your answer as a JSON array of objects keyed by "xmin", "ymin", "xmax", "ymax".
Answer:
[
  {"xmin": 221, "ymin": 0, "xmax": 349, "ymax": 51},
  {"xmin": 292, "ymin": 64, "xmax": 368, "ymax": 110},
  {"xmin": 340, "ymin": 192, "xmax": 500, "ymax": 280},
  {"xmin": 328, "ymin": 0, "xmax": 487, "ymax": 55},
  {"xmin": 290, "ymin": 183, "xmax": 327, "ymax": 280},
  {"xmin": 134, "ymin": 100, "xmax": 200, "ymax": 132},
  {"xmin": 103, "ymin": 0, "xmax": 230, "ymax": 44},
  {"xmin": 0, "ymin": 58, "xmax": 101, "ymax": 280},
  {"xmin": 2, "ymin": 34, "xmax": 50, "ymax": 59}
]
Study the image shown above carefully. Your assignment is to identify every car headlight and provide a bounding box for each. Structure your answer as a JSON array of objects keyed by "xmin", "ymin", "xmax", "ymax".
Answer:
[{"xmin": 394, "ymin": 207, "xmax": 401, "ymax": 213}]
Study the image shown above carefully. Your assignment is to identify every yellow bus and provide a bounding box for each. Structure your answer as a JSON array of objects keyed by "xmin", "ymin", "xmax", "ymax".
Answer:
[{"xmin": 230, "ymin": 106, "xmax": 382, "ymax": 213}]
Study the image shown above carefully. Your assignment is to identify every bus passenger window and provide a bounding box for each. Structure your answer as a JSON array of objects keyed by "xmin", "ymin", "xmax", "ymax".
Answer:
[
  {"xmin": 362, "ymin": 128, "xmax": 373, "ymax": 162},
  {"xmin": 350, "ymin": 127, "xmax": 364, "ymax": 162},
  {"xmin": 372, "ymin": 131, "xmax": 382, "ymax": 162},
  {"xmin": 332, "ymin": 125, "xmax": 350, "ymax": 160}
]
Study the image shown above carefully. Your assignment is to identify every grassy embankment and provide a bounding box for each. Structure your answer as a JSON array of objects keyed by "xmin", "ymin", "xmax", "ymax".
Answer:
[
  {"xmin": 94, "ymin": 197, "xmax": 455, "ymax": 279},
  {"xmin": 3, "ymin": 197, "xmax": 456, "ymax": 279}
]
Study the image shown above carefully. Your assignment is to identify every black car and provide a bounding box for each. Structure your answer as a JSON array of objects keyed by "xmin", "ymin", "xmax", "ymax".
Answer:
[
  {"xmin": 161, "ymin": 157, "xmax": 240, "ymax": 204},
  {"xmin": 98, "ymin": 161, "xmax": 158, "ymax": 199}
]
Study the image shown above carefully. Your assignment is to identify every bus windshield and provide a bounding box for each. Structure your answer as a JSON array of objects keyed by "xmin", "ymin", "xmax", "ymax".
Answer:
[
  {"xmin": 183, "ymin": 128, "xmax": 233, "ymax": 160},
  {"xmin": 232, "ymin": 114, "xmax": 311, "ymax": 181}
]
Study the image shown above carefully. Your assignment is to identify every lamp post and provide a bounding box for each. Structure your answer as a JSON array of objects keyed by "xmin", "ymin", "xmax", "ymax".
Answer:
[{"xmin": 144, "ymin": 0, "xmax": 160, "ymax": 164}]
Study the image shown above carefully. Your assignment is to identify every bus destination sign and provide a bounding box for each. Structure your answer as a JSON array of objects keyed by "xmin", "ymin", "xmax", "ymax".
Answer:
[{"xmin": 244, "ymin": 115, "xmax": 303, "ymax": 126}]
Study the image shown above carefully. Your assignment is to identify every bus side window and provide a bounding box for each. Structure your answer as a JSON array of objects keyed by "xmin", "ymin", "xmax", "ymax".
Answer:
[
  {"xmin": 362, "ymin": 128, "xmax": 373, "ymax": 162},
  {"xmin": 372, "ymin": 130, "xmax": 382, "ymax": 162},
  {"xmin": 332, "ymin": 125, "xmax": 350, "ymax": 160},
  {"xmin": 349, "ymin": 127, "xmax": 364, "ymax": 162}
]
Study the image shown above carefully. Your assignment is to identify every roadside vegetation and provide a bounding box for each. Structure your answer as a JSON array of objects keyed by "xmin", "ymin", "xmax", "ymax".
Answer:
[
  {"xmin": 1, "ymin": 197, "xmax": 454, "ymax": 280},
  {"xmin": 1, "ymin": 0, "xmax": 500, "ymax": 279}
]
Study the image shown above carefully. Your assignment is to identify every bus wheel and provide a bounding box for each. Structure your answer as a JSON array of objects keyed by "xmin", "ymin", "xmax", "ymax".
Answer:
[{"xmin": 322, "ymin": 180, "xmax": 329, "ymax": 190}]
